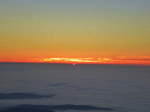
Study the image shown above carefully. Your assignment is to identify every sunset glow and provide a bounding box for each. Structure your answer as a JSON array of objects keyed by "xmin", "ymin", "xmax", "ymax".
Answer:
[
  {"xmin": 0, "ymin": 57, "xmax": 150, "ymax": 65},
  {"xmin": 0, "ymin": 1, "xmax": 150, "ymax": 65},
  {"xmin": 38, "ymin": 57, "xmax": 150, "ymax": 65},
  {"xmin": 43, "ymin": 57, "xmax": 111, "ymax": 64}
]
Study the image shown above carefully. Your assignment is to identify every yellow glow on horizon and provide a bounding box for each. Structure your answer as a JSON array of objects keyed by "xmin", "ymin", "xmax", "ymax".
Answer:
[
  {"xmin": 40, "ymin": 57, "xmax": 150, "ymax": 65},
  {"xmin": 43, "ymin": 57, "xmax": 113, "ymax": 64},
  {"xmin": 0, "ymin": 57, "xmax": 150, "ymax": 65}
]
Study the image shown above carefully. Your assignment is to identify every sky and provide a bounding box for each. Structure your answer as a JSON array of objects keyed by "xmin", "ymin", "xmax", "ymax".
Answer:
[{"xmin": 0, "ymin": 0, "xmax": 150, "ymax": 64}]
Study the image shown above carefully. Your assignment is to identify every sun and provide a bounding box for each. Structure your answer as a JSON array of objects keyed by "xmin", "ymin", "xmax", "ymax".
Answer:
[{"xmin": 42, "ymin": 57, "xmax": 112, "ymax": 64}]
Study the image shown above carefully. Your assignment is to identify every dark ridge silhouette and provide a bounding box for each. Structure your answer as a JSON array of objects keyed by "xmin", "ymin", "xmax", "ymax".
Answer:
[
  {"xmin": 0, "ymin": 93, "xmax": 55, "ymax": 100},
  {"xmin": 1, "ymin": 104, "xmax": 114, "ymax": 112}
]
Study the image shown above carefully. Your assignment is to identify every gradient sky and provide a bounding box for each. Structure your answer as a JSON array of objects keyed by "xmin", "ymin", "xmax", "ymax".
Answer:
[{"xmin": 0, "ymin": 0, "xmax": 150, "ymax": 62}]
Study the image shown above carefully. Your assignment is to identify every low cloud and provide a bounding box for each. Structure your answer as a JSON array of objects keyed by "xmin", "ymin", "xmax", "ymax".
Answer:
[
  {"xmin": 0, "ymin": 93, "xmax": 55, "ymax": 100},
  {"xmin": 1, "ymin": 104, "xmax": 114, "ymax": 112}
]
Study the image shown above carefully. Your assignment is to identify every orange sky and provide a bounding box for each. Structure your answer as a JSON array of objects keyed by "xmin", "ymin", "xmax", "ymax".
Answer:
[{"xmin": 0, "ymin": 1, "xmax": 150, "ymax": 65}]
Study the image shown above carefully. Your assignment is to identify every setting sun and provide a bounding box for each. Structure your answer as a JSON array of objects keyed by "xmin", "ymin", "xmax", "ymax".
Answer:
[
  {"xmin": 43, "ymin": 57, "xmax": 102, "ymax": 64},
  {"xmin": 41, "ymin": 57, "xmax": 150, "ymax": 65}
]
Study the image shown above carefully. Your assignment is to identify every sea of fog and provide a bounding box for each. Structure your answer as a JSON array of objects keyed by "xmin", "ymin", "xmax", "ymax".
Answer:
[{"xmin": 0, "ymin": 63, "xmax": 150, "ymax": 112}]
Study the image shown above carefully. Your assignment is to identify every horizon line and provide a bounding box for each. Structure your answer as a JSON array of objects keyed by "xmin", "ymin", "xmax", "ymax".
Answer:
[
  {"xmin": 0, "ymin": 57, "xmax": 150, "ymax": 66},
  {"xmin": 0, "ymin": 62, "xmax": 150, "ymax": 67}
]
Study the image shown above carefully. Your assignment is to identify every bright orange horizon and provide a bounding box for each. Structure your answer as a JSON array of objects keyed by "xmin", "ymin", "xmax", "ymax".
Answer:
[{"xmin": 0, "ymin": 57, "xmax": 150, "ymax": 65}]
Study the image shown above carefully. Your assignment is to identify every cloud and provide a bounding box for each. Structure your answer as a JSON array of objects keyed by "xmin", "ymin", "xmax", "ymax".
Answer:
[
  {"xmin": 116, "ymin": 58, "xmax": 150, "ymax": 61},
  {"xmin": 1, "ymin": 104, "xmax": 114, "ymax": 112},
  {"xmin": 0, "ymin": 93, "xmax": 55, "ymax": 100}
]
